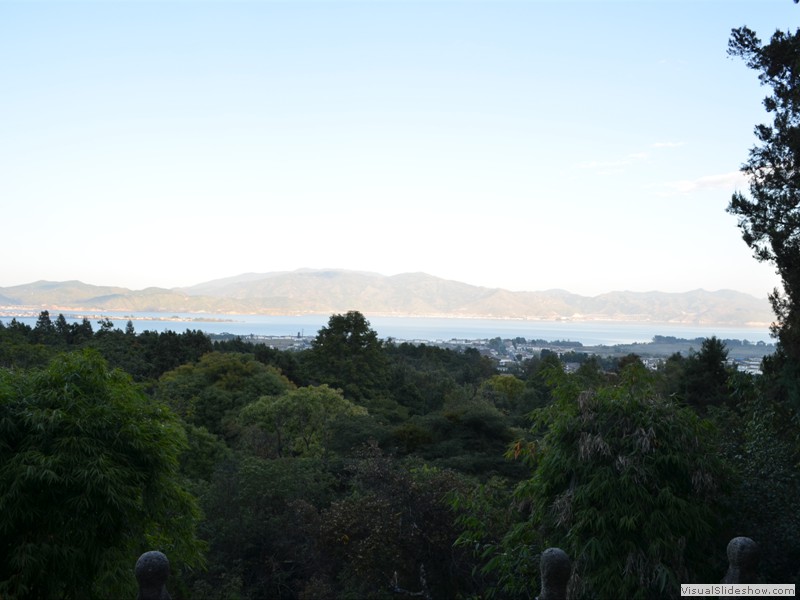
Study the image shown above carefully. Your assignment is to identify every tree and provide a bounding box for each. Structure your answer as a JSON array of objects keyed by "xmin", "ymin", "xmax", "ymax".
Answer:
[
  {"xmin": 409, "ymin": 390, "xmax": 525, "ymax": 479},
  {"xmin": 491, "ymin": 364, "xmax": 727, "ymax": 599},
  {"xmin": 55, "ymin": 313, "xmax": 71, "ymax": 343},
  {"xmin": 318, "ymin": 444, "xmax": 474, "ymax": 599},
  {"xmin": 711, "ymin": 388, "xmax": 800, "ymax": 586},
  {"xmin": 157, "ymin": 351, "xmax": 294, "ymax": 437},
  {"xmin": 728, "ymin": 25, "xmax": 800, "ymax": 404},
  {"xmin": 480, "ymin": 374, "xmax": 526, "ymax": 410},
  {"xmin": 214, "ymin": 338, "xmax": 304, "ymax": 386},
  {"xmin": 0, "ymin": 349, "xmax": 204, "ymax": 599},
  {"xmin": 33, "ymin": 310, "xmax": 56, "ymax": 344},
  {"xmin": 0, "ymin": 318, "xmax": 51, "ymax": 369},
  {"xmin": 134, "ymin": 329, "xmax": 213, "ymax": 380},
  {"xmin": 188, "ymin": 454, "xmax": 336, "ymax": 600},
  {"xmin": 72, "ymin": 317, "xmax": 94, "ymax": 344},
  {"xmin": 239, "ymin": 385, "xmax": 368, "ymax": 458},
  {"xmin": 305, "ymin": 311, "xmax": 390, "ymax": 403},
  {"xmin": 682, "ymin": 336, "xmax": 732, "ymax": 412},
  {"xmin": 478, "ymin": 374, "xmax": 532, "ymax": 422}
]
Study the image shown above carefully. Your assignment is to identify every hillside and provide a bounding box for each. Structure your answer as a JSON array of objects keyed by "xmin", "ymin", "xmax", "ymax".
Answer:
[{"xmin": 0, "ymin": 270, "xmax": 774, "ymax": 326}]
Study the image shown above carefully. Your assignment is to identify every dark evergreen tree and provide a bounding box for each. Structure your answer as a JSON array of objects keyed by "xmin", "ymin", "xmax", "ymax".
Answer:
[
  {"xmin": 214, "ymin": 337, "xmax": 304, "ymax": 385},
  {"xmin": 728, "ymin": 24, "xmax": 800, "ymax": 406},
  {"xmin": 0, "ymin": 319, "xmax": 50, "ymax": 368},
  {"xmin": 33, "ymin": 310, "xmax": 56, "ymax": 344},
  {"xmin": 305, "ymin": 311, "xmax": 389, "ymax": 403},
  {"xmin": 134, "ymin": 329, "xmax": 213, "ymax": 380},
  {"xmin": 682, "ymin": 336, "xmax": 732, "ymax": 412},
  {"xmin": 55, "ymin": 313, "xmax": 71, "ymax": 343},
  {"xmin": 71, "ymin": 318, "xmax": 94, "ymax": 344}
]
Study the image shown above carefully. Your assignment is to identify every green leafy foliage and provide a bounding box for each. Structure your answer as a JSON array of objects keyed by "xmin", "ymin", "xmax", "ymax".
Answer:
[
  {"xmin": 131, "ymin": 329, "xmax": 214, "ymax": 380},
  {"xmin": 386, "ymin": 343, "xmax": 460, "ymax": 415},
  {"xmin": 496, "ymin": 364, "xmax": 728, "ymax": 599},
  {"xmin": 180, "ymin": 423, "xmax": 232, "ymax": 482},
  {"xmin": 0, "ymin": 313, "xmax": 217, "ymax": 381},
  {"xmin": 214, "ymin": 337, "xmax": 304, "ymax": 385},
  {"xmin": 188, "ymin": 455, "xmax": 336, "ymax": 600},
  {"xmin": 317, "ymin": 444, "xmax": 475, "ymax": 599},
  {"xmin": 711, "ymin": 378, "xmax": 800, "ymax": 585},
  {"xmin": 0, "ymin": 349, "xmax": 204, "ymax": 599},
  {"xmin": 667, "ymin": 337, "xmax": 733, "ymax": 412},
  {"xmin": 239, "ymin": 384, "xmax": 368, "ymax": 458},
  {"xmin": 3, "ymin": 310, "xmax": 796, "ymax": 598},
  {"xmin": 731, "ymin": 402, "xmax": 800, "ymax": 584},
  {"xmin": 0, "ymin": 318, "xmax": 52, "ymax": 368},
  {"xmin": 304, "ymin": 311, "xmax": 390, "ymax": 403},
  {"xmin": 479, "ymin": 373, "xmax": 532, "ymax": 423},
  {"xmin": 418, "ymin": 392, "xmax": 526, "ymax": 478},
  {"xmin": 157, "ymin": 351, "xmax": 294, "ymax": 437},
  {"xmin": 451, "ymin": 476, "xmax": 531, "ymax": 598}
]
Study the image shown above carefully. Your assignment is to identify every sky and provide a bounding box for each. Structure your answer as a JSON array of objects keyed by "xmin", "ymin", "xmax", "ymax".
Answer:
[{"xmin": 1, "ymin": 0, "xmax": 797, "ymax": 298}]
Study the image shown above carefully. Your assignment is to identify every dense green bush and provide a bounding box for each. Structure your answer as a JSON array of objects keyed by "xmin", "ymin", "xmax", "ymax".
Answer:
[
  {"xmin": 0, "ymin": 350, "xmax": 204, "ymax": 599},
  {"xmin": 466, "ymin": 364, "xmax": 728, "ymax": 599}
]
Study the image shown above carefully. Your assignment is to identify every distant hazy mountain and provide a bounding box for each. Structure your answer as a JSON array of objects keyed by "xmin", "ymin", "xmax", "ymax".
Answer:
[{"xmin": 0, "ymin": 270, "xmax": 774, "ymax": 326}]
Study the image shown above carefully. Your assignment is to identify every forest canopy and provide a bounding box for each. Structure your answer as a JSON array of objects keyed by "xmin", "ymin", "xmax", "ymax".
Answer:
[{"xmin": 0, "ymin": 306, "xmax": 798, "ymax": 598}]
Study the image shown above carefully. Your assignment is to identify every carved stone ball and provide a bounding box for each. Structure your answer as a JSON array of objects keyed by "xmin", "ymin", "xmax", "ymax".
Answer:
[
  {"xmin": 722, "ymin": 537, "xmax": 759, "ymax": 585},
  {"xmin": 538, "ymin": 547, "xmax": 571, "ymax": 600},
  {"xmin": 540, "ymin": 547, "xmax": 571, "ymax": 585},
  {"xmin": 135, "ymin": 551, "xmax": 171, "ymax": 600}
]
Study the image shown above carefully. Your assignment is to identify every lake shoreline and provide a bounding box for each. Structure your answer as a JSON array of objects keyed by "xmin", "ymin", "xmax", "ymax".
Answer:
[{"xmin": 2, "ymin": 309, "xmax": 775, "ymax": 347}]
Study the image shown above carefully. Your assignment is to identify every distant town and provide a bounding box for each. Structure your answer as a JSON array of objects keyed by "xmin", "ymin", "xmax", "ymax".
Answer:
[{"xmin": 209, "ymin": 331, "xmax": 774, "ymax": 375}]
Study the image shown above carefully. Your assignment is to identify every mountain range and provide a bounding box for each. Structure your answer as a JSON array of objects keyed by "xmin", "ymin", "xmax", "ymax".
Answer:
[{"xmin": 0, "ymin": 269, "xmax": 774, "ymax": 326}]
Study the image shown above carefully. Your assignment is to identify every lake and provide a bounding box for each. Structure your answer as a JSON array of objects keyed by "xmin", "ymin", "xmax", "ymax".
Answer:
[{"xmin": 4, "ymin": 311, "xmax": 774, "ymax": 346}]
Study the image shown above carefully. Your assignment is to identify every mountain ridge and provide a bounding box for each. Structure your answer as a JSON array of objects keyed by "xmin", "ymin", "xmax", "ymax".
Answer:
[{"xmin": 0, "ymin": 270, "xmax": 774, "ymax": 326}]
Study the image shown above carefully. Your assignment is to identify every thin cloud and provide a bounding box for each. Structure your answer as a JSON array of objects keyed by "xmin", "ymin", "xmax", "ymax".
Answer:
[
  {"xmin": 579, "ymin": 140, "xmax": 689, "ymax": 176},
  {"xmin": 662, "ymin": 171, "xmax": 747, "ymax": 194}
]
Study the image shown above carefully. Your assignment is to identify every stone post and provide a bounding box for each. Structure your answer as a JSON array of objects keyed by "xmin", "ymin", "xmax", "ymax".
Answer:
[
  {"xmin": 721, "ymin": 537, "xmax": 759, "ymax": 585},
  {"xmin": 135, "ymin": 551, "xmax": 171, "ymax": 600},
  {"xmin": 720, "ymin": 537, "xmax": 759, "ymax": 600},
  {"xmin": 537, "ymin": 547, "xmax": 571, "ymax": 600}
]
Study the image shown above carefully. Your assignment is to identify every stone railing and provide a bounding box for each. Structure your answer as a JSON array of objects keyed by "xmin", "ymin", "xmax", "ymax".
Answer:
[
  {"xmin": 533, "ymin": 536, "xmax": 760, "ymax": 600},
  {"xmin": 135, "ymin": 537, "xmax": 760, "ymax": 600}
]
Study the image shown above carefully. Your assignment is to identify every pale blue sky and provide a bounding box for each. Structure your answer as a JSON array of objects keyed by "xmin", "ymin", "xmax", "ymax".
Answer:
[{"xmin": 1, "ymin": 0, "xmax": 796, "ymax": 297}]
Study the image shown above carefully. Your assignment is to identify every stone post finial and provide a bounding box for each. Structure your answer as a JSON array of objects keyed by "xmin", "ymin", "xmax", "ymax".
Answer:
[
  {"xmin": 721, "ymin": 536, "xmax": 759, "ymax": 586},
  {"xmin": 537, "ymin": 547, "xmax": 571, "ymax": 600},
  {"xmin": 135, "ymin": 551, "xmax": 171, "ymax": 600}
]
